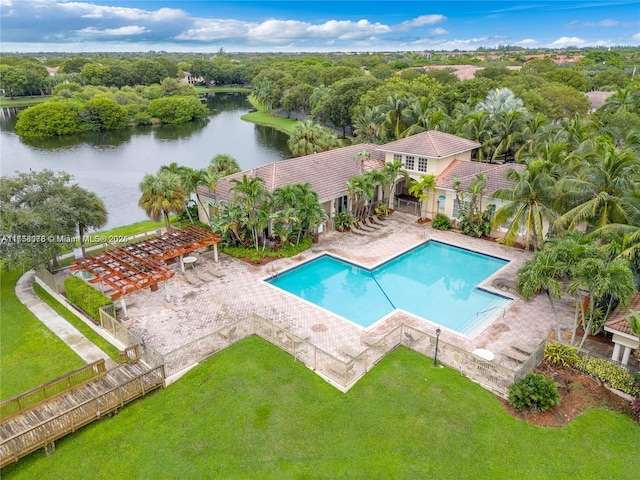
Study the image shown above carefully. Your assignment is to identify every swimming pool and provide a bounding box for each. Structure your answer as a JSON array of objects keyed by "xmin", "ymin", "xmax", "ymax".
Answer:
[{"xmin": 267, "ymin": 241, "xmax": 511, "ymax": 335}]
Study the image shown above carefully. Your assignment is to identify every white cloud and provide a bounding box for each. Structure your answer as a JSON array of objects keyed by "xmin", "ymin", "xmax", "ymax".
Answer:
[
  {"xmin": 175, "ymin": 19, "xmax": 251, "ymax": 41},
  {"xmin": 58, "ymin": 2, "xmax": 186, "ymax": 22},
  {"xmin": 583, "ymin": 19, "xmax": 619, "ymax": 27},
  {"xmin": 397, "ymin": 14, "xmax": 446, "ymax": 30},
  {"xmin": 518, "ymin": 38, "xmax": 538, "ymax": 45},
  {"xmin": 0, "ymin": 0, "xmax": 13, "ymax": 6},
  {"xmin": 76, "ymin": 25, "xmax": 148, "ymax": 36},
  {"xmin": 632, "ymin": 32, "xmax": 640, "ymax": 41},
  {"xmin": 551, "ymin": 36, "xmax": 587, "ymax": 47},
  {"xmin": 430, "ymin": 27, "xmax": 448, "ymax": 35}
]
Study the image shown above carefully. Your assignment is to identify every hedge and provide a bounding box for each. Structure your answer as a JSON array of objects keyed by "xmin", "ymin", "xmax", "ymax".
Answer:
[{"xmin": 63, "ymin": 276, "xmax": 113, "ymax": 323}]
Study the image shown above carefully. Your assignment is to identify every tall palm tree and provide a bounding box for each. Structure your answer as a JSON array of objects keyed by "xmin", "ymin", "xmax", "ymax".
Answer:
[
  {"xmin": 516, "ymin": 249, "xmax": 565, "ymax": 340},
  {"xmin": 353, "ymin": 106, "xmax": 387, "ymax": 144},
  {"xmin": 492, "ymin": 159, "xmax": 559, "ymax": 251},
  {"xmin": 138, "ymin": 170, "xmax": 187, "ymax": 232},
  {"xmin": 381, "ymin": 160, "xmax": 408, "ymax": 210},
  {"xmin": 555, "ymin": 144, "xmax": 640, "ymax": 231},
  {"xmin": 408, "ymin": 174, "xmax": 436, "ymax": 221},
  {"xmin": 208, "ymin": 153, "xmax": 241, "ymax": 177},
  {"xmin": 457, "ymin": 110, "xmax": 491, "ymax": 161},
  {"xmin": 381, "ymin": 93, "xmax": 412, "ymax": 140},
  {"xmin": 475, "ymin": 87, "xmax": 526, "ymax": 115},
  {"xmin": 230, "ymin": 175, "xmax": 269, "ymax": 251},
  {"xmin": 487, "ymin": 109, "xmax": 526, "ymax": 163},
  {"xmin": 287, "ymin": 119, "xmax": 339, "ymax": 157},
  {"xmin": 568, "ymin": 255, "xmax": 636, "ymax": 348}
]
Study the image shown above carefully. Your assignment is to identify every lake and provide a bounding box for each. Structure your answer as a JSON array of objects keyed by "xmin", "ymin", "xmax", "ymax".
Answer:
[{"xmin": 0, "ymin": 93, "xmax": 291, "ymax": 229}]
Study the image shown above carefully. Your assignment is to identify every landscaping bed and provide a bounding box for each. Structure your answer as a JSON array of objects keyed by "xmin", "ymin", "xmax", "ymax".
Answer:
[{"xmin": 503, "ymin": 361, "xmax": 634, "ymax": 427}]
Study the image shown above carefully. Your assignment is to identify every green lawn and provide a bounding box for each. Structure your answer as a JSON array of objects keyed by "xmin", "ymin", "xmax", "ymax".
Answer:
[
  {"xmin": 31, "ymin": 283, "xmax": 120, "ymax": 363},
  {"xmin": 194, "ymin": 86, "xmax": 251, "ymax": 94},
  {"xmin": 241, "ymin": 110, "xmax": 298, "ymax": 135},
  {"xmin": 0, "ymin": 270, "xmax": 84, "ymax": 401},
  {"xmin": 0, "ymin": 96, "xmax": 50, "ymax": 108},
  {"xmin": 4, "ymin": 337, "xmax": 638, "ymax": 479}
]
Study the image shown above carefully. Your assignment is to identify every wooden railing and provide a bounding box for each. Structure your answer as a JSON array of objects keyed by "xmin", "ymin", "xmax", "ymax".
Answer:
[
  {"xmin": 119, "ymin": 345, "xmax": 141, "ymax": 364},
  {"xmin": 0, "ymin": 360, "xmax": 106, "ymax": 421},
  {"xmin": 0, "ymin": 365, "xmax": 165, "ymax": 468}
]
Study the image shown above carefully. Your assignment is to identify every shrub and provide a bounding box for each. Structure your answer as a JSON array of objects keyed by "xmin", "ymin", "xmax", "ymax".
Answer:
[
  {"xmin": 334, "ymin": 211, "xmax": 355, "ymax": 231},
  {"xmin": 374, "ymin": 203, "xmax": 390, "ymax": 217},
  {"xmin": 221, "ymin": 238, "xmax": 313, "ymax": 261},
  {"xmin": 15, "ymin": 102, "xmax": 81, "ymax": 137},
  {"xmin": 432, "ymin": 213, "xmax": 452, "ymax": 231},
  {"xmin": 544, "ymin": 342, "xmax": 581, "ymax": 368},
  {"xmin": 583, "ymin": 357, "xmax": 640, "ymax": 396},
  {"xmin": 508, "ymin": 372, "xmax": 561, "ymax": 412},
  {"xmin": 64, "ymin": 276, "xmax": 113, "ymax": 323}
]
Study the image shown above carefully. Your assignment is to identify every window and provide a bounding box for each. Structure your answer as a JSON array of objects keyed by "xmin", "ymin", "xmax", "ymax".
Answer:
[
  {"xmin": 393, "ymin": 153, "xmax": 402, "ymax": 162},
  {"xmin": 437, "ymin": 195, "xmax": 446, "ymax": 212},
  {"xmin": 405, "ymin": 156, "xmax": 415, "ymax": 170},
  {"xmin": 336, "ymin": 195, "xmax": 348, "ymax": 214},
  {"xmin": 417, "ymin": 157, "xmax": 428, "ymax": 172},
  {"xmin": 452, "ymin": 199, "xmax": 460, "ymax": 219}
]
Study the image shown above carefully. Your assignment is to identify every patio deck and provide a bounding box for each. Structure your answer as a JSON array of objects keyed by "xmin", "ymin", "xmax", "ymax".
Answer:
[{"xmin": 120, "ymin": 212, "xmax": 574, "ymax": 373}]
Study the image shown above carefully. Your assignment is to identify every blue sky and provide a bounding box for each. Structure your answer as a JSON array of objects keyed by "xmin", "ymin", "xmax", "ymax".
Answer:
[{"xmin": 0, "ymin": 1, "xmax": 638, "ymax": 52}]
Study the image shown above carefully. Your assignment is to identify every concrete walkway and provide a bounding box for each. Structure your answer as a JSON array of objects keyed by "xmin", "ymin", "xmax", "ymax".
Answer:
[{"xmin": 15, "ymin": 270, "xmax": 117, "ymax": 369}]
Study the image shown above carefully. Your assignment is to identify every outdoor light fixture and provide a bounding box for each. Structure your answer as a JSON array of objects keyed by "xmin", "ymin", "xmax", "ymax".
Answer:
[{"xmin": 434, "ymin": 327, "xmax": 441, "ymax": 366}]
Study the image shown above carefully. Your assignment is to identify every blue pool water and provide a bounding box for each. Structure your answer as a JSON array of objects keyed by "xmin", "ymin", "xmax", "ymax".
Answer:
[{"xmin": 268, "ymin": 241, "xmax": 511, "ymax": 335}]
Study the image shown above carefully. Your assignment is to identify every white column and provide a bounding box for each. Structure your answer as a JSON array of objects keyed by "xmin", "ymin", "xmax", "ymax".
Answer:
[
  {"xmin": 121, "ymin": 298, "xmax": 128, "ymax": 318},
  {"xmin": 621, "ymin": 346, "xmax": 632, "ymax": 366},
  {"xmin": 213, "ymin": 243, "xmax": 219, "ymax": 263},
  {"xmin": 179, "ymin": 254, "xmax": 185, "ymax": 273},
  {"xmin": 611, "ymin": 342, "xmax": 622, "ymax": 362},
  {"xmin": 164, "ymin": 281, "xmax": 171, "ymax": 302}
]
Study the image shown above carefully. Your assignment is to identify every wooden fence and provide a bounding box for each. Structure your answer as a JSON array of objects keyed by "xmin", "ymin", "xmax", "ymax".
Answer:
[
  {"xmin": 0, "ymin": 364, "xmax": 164, "ymax": 468},
  {"xmin": 0, "ymin": 361, "xmax": 107, "ymax": 421}
]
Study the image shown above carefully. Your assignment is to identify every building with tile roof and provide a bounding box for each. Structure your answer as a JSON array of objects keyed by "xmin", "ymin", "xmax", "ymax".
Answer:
[
  {"xmin": 604, "ymin": 293, "xmax": 640, "ymax": 367},
  {"xmin": 197, "ymin": 130, "xmax": 526, "ymax": 239}
]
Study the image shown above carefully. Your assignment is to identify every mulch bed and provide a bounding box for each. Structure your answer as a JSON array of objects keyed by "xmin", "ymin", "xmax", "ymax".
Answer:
[{"xmin": 502, "ymin": 361, "xmax": 634, "ymax": 427}]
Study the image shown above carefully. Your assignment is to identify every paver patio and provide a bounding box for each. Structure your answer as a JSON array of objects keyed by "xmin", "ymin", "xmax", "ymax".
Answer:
[{"xmin": 122, "ymin": 212, "xmax": 574, "ymax": 372}]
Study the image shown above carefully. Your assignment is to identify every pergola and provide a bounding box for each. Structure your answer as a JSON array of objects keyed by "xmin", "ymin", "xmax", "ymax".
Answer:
[{"xmin": 70, "ymin": 226, "xmax": 220, "ymax": 317}]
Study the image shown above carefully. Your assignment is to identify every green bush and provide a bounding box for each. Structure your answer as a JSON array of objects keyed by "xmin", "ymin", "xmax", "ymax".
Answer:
[
  {"xmin": 432, "ymin": 213, "xmax": 452, "ymax": 231},
  {"xmin": 63, "ymin": 276, "xmax": 113, "ymax": 323},
  {"xmin": 583, "ymin": 357, "xmax": 640, "ymax": 396},
  {"xmin": 544, "ymin": 342, "xmax": 581, "ymax": 367},
  {"xmin": 15, "ymin": 102, "xmax": 81, "ymax": 137},
  {"xmin": 334, "ymin": 211, "xmax": 355, "ymax": 231},
  {"xmin": 508, "ymin": 372, "xmax": 561, "ymax": 412},
  {"xmin": 374, "ymin": 203, "xmax": 390, "ymax": 217},
  {"xmin": 222, "ymin": 238, "xmax": 313, "ymax": 261}
]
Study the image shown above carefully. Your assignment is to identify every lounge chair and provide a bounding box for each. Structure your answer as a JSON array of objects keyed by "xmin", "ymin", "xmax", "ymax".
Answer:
[
  {"xmin": 372, "ymin": 215, "xmax": 387, "ymax": 224},
  {"xmin": 194, "ymin": 268, "xmax": 214, "ymax": 282},
  {"xmin": 350, "ymin": 225, "xmax": 371, "ymax": 236},
  {"xmin": 357, "ymin": 220, "xmax": 376, "ymax": 231},
  {"xmin": 204, "ymin": 263, "xmax": 225, "ymax": 277},
  {"xmin": 364, "ymin": 217, "xmax": 382, "ymax": 229},
  {"xmin": 184, "ymin": 269, "xmax": 203, "ymax": 287}
]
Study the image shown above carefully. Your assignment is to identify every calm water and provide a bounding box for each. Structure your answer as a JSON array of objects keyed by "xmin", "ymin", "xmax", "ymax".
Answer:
[
  {"xmin": 269, "ymin": 241, "xmax": 511, "ymax": 335},
  {"xmin": 0, "ymin": 93, "xmax": 291, "ymax": 229}
]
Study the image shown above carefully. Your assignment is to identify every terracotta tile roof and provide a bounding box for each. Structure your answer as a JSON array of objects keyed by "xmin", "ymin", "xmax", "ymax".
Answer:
[
  {"xmin": 605, "ymin": 293, "xmax": 640, "ymax": 338},
  {"xmin": 378, "ymin": 130, "xmax": 480, "ymax": 158},
  {"xmin": 197, "ymin": 144, "xmax": 385, "ymax": 203},
  {"xmin": 435, "ymin": 160, "xmax": 525, "ymax": 195},
  {"xmin": 586, "ymin": 91, "xmax": 615, "ymax": 110}
]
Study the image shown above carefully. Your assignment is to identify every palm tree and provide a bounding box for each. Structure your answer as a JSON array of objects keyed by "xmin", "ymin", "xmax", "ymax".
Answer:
[
  {"xmin": 230, "ymin": 175, "xmax": 269, "ymax": 251},
  {"xmin": 408, "ymin": 174, "xmax": 436, "ymax": 221},
  {"xmin": 475, "ymin": 87, "xmax": 526, "ymax": 115},
  {"xmin": 208, "ymin": 154, "xmax": 241, "ymax": 177},
  {"xmin": 457, "ymin": 110, "xmax": 491, "ymax": 161},
  {"xmin": 381, "ymin": 93, "xmax": 412, "ymax": 140},
  {"xmin": 287, "ymin": 119, "xmax": 339, "ymax": 157},
  {"xmin": 625, "ymin": 310, "xmax": 640, "ymax": 336},
  {"xmin": 381, "ymin": 160, "xmax": 408, "ymax": 210},
  {"xmin": 197, "ymin": 170, "xmax": 222, "ymax": 222},
  {"xmin": 138, "ymin": 170, "xmax": 187, "ymax": 232},
  {"xmin": 555, "ymin": 144, "xmax": 640, "ymax": 231},
  {"xmin": 568, "ymin": 255, "xmax": 636, "ymax": 348},
  {"xmin": 353, "ymin": 106, "xmax": 387, "ymax": 144},
  {"xmin": 516, "ymin": 249, "xmax": 565, "ymax": 340},
  {"xmin": 491, "ymin": 159, "xmax": 559, "ymax": 251},
  {"xmin": 486, "ymin": 109, "xmax": 526, "ymax": 163}
]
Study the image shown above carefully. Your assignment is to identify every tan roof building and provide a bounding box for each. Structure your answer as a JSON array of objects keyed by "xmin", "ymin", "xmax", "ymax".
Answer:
[
  {"xmin": 378, "ymin": 130, "xmax": 480, "ymax": 159},
  {"xmin": 435, "ymin": 160, "xmax": 525, "ymax": 195},
  {"xmin": 604, "ymin": 293, "xmax": 640, "ymax": 367}
]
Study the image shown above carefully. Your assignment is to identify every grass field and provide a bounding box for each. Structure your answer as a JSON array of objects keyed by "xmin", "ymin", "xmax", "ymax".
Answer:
[
  {"xmin": 241, "ymin": 110, "xmax": 299, "ymax": 135},
  {"xmin": 0, "ymin": 270, "xmax": 83, "ymax": 401},
  {"xmin": 0, "ymin": 96, "xmax": 49, "ymax": 108},
  {"xmin": 3, "ymin": 337, "xmax": 638, "ymax": 479}
]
